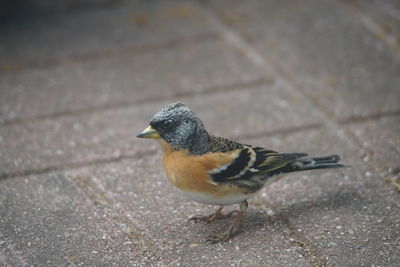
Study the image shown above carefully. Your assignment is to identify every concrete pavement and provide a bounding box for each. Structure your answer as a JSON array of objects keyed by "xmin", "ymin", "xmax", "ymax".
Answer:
[{"xmin": 1, "ymin": 0, "xmax": 399, "ymax": 266}]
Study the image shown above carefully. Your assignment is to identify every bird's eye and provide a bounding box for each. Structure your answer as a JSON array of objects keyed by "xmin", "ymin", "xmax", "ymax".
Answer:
[{"xmin": 163, "ymin": 120, "xmax": 172, "ymax": 127}]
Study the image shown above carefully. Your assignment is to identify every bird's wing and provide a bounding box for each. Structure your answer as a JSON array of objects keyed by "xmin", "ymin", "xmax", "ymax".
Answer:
[{"xmin": 207, "ymin": 137, "xmax": 307, "ymax": 183}]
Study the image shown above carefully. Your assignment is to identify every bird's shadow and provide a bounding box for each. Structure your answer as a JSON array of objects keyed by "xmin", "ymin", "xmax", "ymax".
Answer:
[
  {"xmin": 190, "ymin": 186, "xmax": 367, "ymax": 242},
  {"xmin": 242, "ymin": 186, "xmax": 366, "ymax": 235}
]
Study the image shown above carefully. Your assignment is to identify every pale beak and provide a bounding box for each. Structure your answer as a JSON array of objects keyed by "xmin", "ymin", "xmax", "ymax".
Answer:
[{"xmin": 136, "ymin": 125, "xmax": 160, "ymax": 139}]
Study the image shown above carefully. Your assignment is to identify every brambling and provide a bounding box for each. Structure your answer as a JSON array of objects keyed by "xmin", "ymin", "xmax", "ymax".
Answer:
[{"xmin": 137, "ymin": 103, "xmax": 346, "ymax": 243}]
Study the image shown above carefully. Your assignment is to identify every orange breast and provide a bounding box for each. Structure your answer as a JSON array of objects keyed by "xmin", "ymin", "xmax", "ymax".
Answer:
[{"xmin": 160, "ymin": 140, "xmax": 240, "ymax": 196}]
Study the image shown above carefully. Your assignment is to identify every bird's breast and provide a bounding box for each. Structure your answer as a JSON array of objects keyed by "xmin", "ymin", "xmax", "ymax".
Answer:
[
  {"xmin": 160, "ymin": 141, "xmax": 243, "ymax": 199},
  {"xmin": 162, "ymin": 148, "xmax": 215, "ymax": 193}
]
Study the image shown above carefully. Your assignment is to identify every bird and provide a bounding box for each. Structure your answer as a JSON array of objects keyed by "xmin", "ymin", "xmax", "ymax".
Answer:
[{"xmin": 137, "ymin": 102, "xmax": 347, "ymax": 243}]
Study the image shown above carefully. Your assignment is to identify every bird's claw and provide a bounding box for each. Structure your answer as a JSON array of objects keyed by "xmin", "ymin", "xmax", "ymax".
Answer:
[
  {"xmin": 206, "ymin": 232, "xmax": 233, "ymax": 243},
  {"xmin": 188, "ymin": 214, "xmax": 214, "ymax": 223},
  {"xmin": 188, "ymin": 210, "xmax": 239, "ymax": 224}
]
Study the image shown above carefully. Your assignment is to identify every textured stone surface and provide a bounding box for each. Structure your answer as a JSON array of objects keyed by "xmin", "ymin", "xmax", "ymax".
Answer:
[
  {"xmin": 0, "ymin": 174, "xmax": 163, "ymax": 266},
  {"xmin": 210, "ymin": 0, "xmax": 400, "ymax": 120},
  {"xmin": 1, "ymin": 0, "xmax": 399, "ymax": 265},
  {"xmin": 65, "ymin": 153, "xmax": 311, "ymax": 266},
  {"xmin": 63, "ymin": 126, "xmax": 400, "ymax": 266},
  {"xmin": 0, "ymin": 0, "xmax": 216, "ymax": 68},
  {"xmin": 246, "ymin": 127, "xmax": 399, "ymax": 266},
  {"xmin": 341, "ymin": 0, "xmax": 400, "ymax": 49},
  {"xmin": 346, "ymin": 116, "xmax": 400, "ymax": 171},
  {"xmin": 0, "ymin": 39, "xmax": 266, "ymax": 124},
  {"xmin": 0, "ymin": 83, "xmax": 321, "ymax": 177}
]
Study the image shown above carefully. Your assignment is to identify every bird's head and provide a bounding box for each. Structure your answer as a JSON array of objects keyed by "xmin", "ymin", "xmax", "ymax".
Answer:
[{"xmin": 137, "ymin": 103, "xmax": 210, "ymax": 155}]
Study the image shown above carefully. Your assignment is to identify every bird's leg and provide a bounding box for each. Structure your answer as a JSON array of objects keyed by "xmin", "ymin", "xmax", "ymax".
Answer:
[
  {"xmin": 207, "ymin": 200, "xmax": 248, "ymax": 243},
  {"xmin": 189, "ymin": 205, "xmax": 239, "ymax": 223}
]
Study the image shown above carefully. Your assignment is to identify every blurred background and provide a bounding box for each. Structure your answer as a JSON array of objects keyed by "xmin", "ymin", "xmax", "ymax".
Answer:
[{"xmin": 0, "ymin": 0, "xmax": 399, "ymax": 266}]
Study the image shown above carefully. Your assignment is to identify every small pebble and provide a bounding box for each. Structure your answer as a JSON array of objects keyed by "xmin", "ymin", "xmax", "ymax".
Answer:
[{"xmin": 266, "ymin": 209, "xmax": 275, "ymax": 216}]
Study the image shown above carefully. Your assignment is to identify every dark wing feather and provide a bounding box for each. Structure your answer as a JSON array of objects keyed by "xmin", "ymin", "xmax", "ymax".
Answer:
[
  {"xmin": 252, "ymin": 149, "xmax": 307, "ymax": 173},
  {"xmin": 207, "ymin": 137, "xmax": 345, "ymax": 184},
  {"xmin": 209, "ymin": 142, "xmax": 308, "ymax": 183},
  {"xmin": 239, "ymin": 148, "xmax": 307, "ymax": 179},
  {"xmin": 211, "ymin": 147, "xmax": 253, "ymax": 182}
]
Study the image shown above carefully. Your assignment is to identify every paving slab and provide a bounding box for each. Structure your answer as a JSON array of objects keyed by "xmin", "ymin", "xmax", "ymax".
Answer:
[
  {"xmin": 1, "ymin": 0, "xmax": 398, "ymax": 266},
  {"xmin": 0, "ymin": 173, "xmax": 164, "ymax": 266},
  {"xmin": 260, "ymin": 176, "xmax": 400, "ymax": 267},
  {"xmin": 345, "ymin": 116, "xmax": 400, "ymax": 172},
  {"xmin": 0, "ymin": 82, "xmax": 321, "ymax": 178},
  {"xmin": 0, "ymin": 38, "xmax": 267, "ymax": 124},
  {"xmin": 209, "ymin": 0, "xmax": 400, "ymax": 120},
  {"xmin": 0, "ymin": 0, "xmax": 216, "ymax": 69},
  {"xmin": 245, "ymin": 127, "xmax": 400, "ymax": 266},
  {"xmin": 340, "ymin": 0, "xmax": 400, "ymax": 50}
]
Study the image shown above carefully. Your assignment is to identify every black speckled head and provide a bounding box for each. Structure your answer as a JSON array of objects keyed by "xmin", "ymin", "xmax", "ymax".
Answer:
[{"xmin": 149, "ymin": 103, "xmax": 210, "ymax": 155}]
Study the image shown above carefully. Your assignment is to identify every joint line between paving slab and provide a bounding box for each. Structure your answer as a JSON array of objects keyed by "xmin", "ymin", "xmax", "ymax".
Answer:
[
  {"xmin": 198, "ymin": 3, "xmax": 359, "ymax": 149},
  {"xmin": 0, "ymin": 33, "xmax": 219, "ymax": 73},
  {"xmin": 0, "ymin": 150, "xmax": 157, "ymax": 181},
  {"xmin": 338, "ymin": 110, "xmax": 400, "ymax": 124},
  {"xmin": 199, "ymin": 2, "xmax": 400, "ymax": 193},
  {"xmin": 253, "ymin": 204, "xmax": 329, "ymax": 266},
  {"xmin": 199, "ymin": 2, "xmax": 400, "ymax": 265},
  {"xmin": 334, "ymin": 0, "xmax": 400, "ymax": 58},
  {"xmin": 0, "ymin": 77, "xmax": 272, "ymax": 127},
  {"xmin": 275, "ymin": 214, "xmax": 329, "ymax": 266},
  {"xmin": 68, "ymin": 172, "xmax": 168, "ymax": 265}
]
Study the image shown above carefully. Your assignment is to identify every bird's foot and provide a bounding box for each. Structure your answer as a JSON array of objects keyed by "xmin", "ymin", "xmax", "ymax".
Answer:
[
  {"xmin": 206, "ymin": 230, "xmax": 235, "ymax": 243},
  {"xmin": 189, "ymin": 211, "xmax": 238, "ymax": 223},
  {"xmin": 204, "ymin": 200, "xmax": 248, "ymax": 243},
  {"xmin": 189, "ymin": 213, "xmax": 216, "ymax": 223},
  {"xmin": 189, "ymin": 206, "xmax": 238, "ymax": 223},
  {"xmin": 205, "ymin": 212, "xmax": 242, "ymax": 243}
]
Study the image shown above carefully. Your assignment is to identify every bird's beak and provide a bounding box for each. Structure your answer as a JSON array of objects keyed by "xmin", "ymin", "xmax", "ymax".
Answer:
[{"xmin": 136, "ymin": 125, "xmax": 160, "ymax": 139}]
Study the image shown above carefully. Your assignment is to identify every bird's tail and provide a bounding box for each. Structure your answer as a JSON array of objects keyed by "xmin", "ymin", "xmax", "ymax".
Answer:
[
  {"xmin": 289, "ymin": 154, "xmax": 348, "ymax": 172},
  {"xmin": 261, "ymin": 153, "xmax": 348, "ymax": 184}
]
